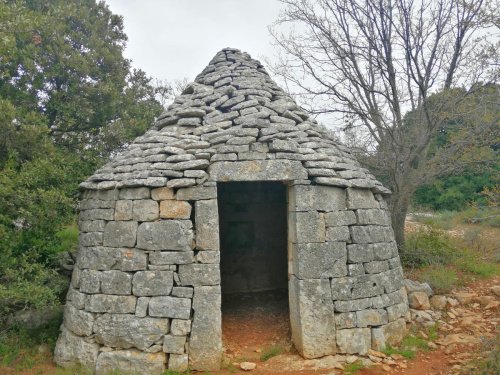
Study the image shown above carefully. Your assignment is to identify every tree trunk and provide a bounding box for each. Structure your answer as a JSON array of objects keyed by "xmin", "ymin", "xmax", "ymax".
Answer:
[{"xmin": 388, "ymin": 190, "xmax": 412, "ymax": 250}]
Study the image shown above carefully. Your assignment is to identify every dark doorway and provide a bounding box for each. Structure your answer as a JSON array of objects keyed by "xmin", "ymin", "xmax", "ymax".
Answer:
[{"xmin": 218, "ymin": 182, "xmax": 290, "ymax": 356}]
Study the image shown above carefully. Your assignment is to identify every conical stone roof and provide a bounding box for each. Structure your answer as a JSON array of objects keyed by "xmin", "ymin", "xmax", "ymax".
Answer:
[{"xmin": 81, "ymin": 48, "xmax": 390, "ymax": 194}]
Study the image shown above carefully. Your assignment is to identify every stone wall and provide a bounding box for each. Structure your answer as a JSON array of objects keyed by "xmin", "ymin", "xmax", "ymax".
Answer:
[
  {"xmin": 55, "ymin": 184, "xmax": 222, "ymax": 374},
  {"xmin": 288, "ymin": 184, "xmax": 409, "ymax": 358}
]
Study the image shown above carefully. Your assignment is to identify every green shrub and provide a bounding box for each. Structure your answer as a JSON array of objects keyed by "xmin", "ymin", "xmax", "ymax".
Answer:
[
  {"xmin": 419, "ymin": 266, "xmax": 458, "ymax": 294},
  {"xmin": 343, "ymin": 360, "xmax": 365, "ymax": 374},
  {"xmin": 454, "ymin": 258, "xmax": 500, "ymax": 278},
  {"xmin": 260, "ymin": 345, "xmax": 284, "ymax": 361},
  {"xmin": 401, "ymin": 228, "xmax": 458, "ymax": 268}
]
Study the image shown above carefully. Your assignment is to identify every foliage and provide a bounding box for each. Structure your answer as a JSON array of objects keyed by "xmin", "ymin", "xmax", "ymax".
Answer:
[
  {"xmin": 470, "ymin": 335, "xmax": 500, "ymax": 375},
  {"xmin": 343, "ymin": 360, "xmax": 365, "ymax": 374},
  {"xmin": 401, "ymin": 229, "xmax": 458, "ymax": 268},
  {"xmin": 260, "ymin": 345, "xmax": 284, "ymax": 361},
  {"xmin": 419, "ymin": 266, "xmax": 458, "ymax": 294}
]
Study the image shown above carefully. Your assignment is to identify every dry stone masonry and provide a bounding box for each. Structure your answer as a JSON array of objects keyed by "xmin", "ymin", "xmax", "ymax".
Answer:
[{"xmin": 54, "ymin": 48, "xmax": 409, "ymax": 374}]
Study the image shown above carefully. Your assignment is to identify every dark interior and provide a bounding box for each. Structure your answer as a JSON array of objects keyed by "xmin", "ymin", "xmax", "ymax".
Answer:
[{"xmin": 218, "ymin": 181, "xmax": 288, "ymax": 294}]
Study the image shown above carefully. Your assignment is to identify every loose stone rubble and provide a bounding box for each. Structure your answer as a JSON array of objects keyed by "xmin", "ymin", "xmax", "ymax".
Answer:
[{"xmin": 54, "ymin": 48, "xmax": 409, "ymax": 374}]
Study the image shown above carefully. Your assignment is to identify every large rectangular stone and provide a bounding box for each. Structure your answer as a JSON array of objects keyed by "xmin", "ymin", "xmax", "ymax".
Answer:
[
  {"xmin": 356, "ymin": 209, "xmax": 391, "ymax": 225},
  {"xmin": 100, "ymin": 270, "xmax": 132, "ymax": 295},
  {"xmin": 178, "ymin": 264, "xmax": 220, "ymax": 286},
  {"xmin": 103, "ymin": 221, "xmax": 138, "ymax": 247},
  {"xmin": 336, "ymin": 328, "xmax": 371, "ymax": 355},
  {"xmin": 95, "ymin": 350, "xmax": 165, "ymax": 375},
  {"xmin": 132, "ymin": 271, "xmax": 174, "ymax": 296},
  {"xmin": 289, "ymin": 185, "xmax": 346, "ymax": 212},
  {"xmin": 189, "ymin": 286, "xmax": 222, "ymax": 371},
  {"xmin": 86, "ymin": 294, "xmax": 136, "ymax": 313},
  {"xmin": 292, "ymin": 242, "xmax": 347, "ymax": 278},
  {"xmin": 356, "ymin": 308, "xmax": 388, "ymax": 327},
  {"xmin": 208, "ymin": 160, "xmax": 307, "ymax": 181},
  {"xmin": 149, "ymin": 296, "xmax": 191, "ymax": 319},
  {"xmin": 132, "ymin": 200, "xmax": 159, "ymax": 221},
  {"xmin": 346, "ymin": 188, "xmax": 379, "ymax": 209},
  {"xmin": 160, "ymin": 200, "xmax": 192, "ymax": 219},
  {"xmin": 149, "ymin": 251, "xmax": 194, "ymax": 265},
  {"xmin": 289, "ymin": 277, "xmax": 336, "ymax": 358},
  {"xmin": 326, "ymin": 226, "xmax": 351, "ymax": 242},
  {"xmin": 288, "ymin": 211, "xmax": 325, "ymax": 243},
  {"xmin": 371, "ymin": 318, "xmax": 407, "ymax": 351},
  {"xmin": 119, "ymin": 187, "xmax": 150, "ymax": 199},
  {"xmin": 176, "ymin": 186, "xmax": 217, "ymax": 201},
  {"xmin": 324, "ymin": 210, "xmax": 356, "ymax": 226},
  {"xmin": 350, "ymin": 225, "xmax": 393, "ymax": 243},
  {"xmin": 195, "ymin": 200, "xmax": 220, "ymax": 251},
  {"xmin": 54, "ymin": 327, "xmax": 99, "ymax": 369},
  {"xmin": 137, "ymin": 221, "xmax": 193, "ymax": 251}
]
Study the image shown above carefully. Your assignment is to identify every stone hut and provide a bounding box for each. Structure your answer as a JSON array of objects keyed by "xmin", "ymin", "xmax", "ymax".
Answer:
[{"xmin": 54, "ymin": 48, "xmax": 409, "ymax": 374}]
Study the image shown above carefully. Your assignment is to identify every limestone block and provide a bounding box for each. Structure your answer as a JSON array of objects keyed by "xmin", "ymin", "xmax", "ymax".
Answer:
[
  {"xmin": 404, "ymin": 279, "xmax": 433, "ymax": 296},
  {"xmin": 151, "ymin": 187, "xmax": 175, "ymax": 200},
  {"xmin": 100, "ymin": 270, "xmax": 132, "ymax": 295},
  {"xmin": 208, "ymin": 160, "xmax": 307, "ymax": 181},
  {"xmin": 94, "ymin": 314, "xmax": 170, "ymax": 350},
  {"xmin": 63, "ymin": 304, "xmax": 94, "ymax": 336},
  {"xmin": 76, "ymin": 246, "xmax": 116, "ymax": 270},
  {"xmin": 408, "ymin": 291, "xmax": 431, "ymax": 310},
  {"xmin": 289, "ymin": 185, "xmax": 346, "ymax": 212},
  {"xmin": 356, "ymin": 309, "xmax": 388, "ymax": 327},
  {"xmin": 95, "ymin": 350, "xmax": 165, "ymax": 375},
  {"xmin": 388, "ymin": 256, "xmax": 402, "ymax": 269},
  {"xmin": 80, "ymin": 269, "xmax": 101, "ymax": 294},
  {"xmin": 119, "ymin": 187, "xmax": 150, "ymax": 200},
  {"xmin": 132, "ymin": 271, "xmax": 174, "ymax": 296},
  {"xmin": 54, "ymin": 327, "xmax": 99, "ymax": 368},
  {"xmin": 379, "ymin": 268, "xmax": 405, "ymax": 293},
  {"xmin": 195, "ymin": 199, "xmax": 220, "ymax": 250},
  {"xmin": 80, "ymin": 219, "xmax": 106, "ymax": 233},
  {"xmin": 386, "ymin": 302, "xmax": 409, "ymax": 322},
  {"xmin": 178, "ymin": 264, "xmax": 220, "ymax": 286},
  {"xmin": 356, "ymin": 209, "xmax": 391, "ymax": 225},
  {"xmin": 326, "ymin": 226, "xmax": 351, "ymax": 242},
  {"xmin": 346, "ymin": 188, "xmax": 379, "ymax": 209},
  {"xmin": 103, "ymin": 221, "xmax": 138, "ymax": 247},
  {"xmin": 195, "ymin": 250, "xmax": 220, "ymax": 263},
  {"xmin": 331, "ymin": 274, "xmax": 384, "ymax": 301},
  {"xmin": 171, "ymin": 319, "xmax": 191, "ymax": 336},
  {"xmin": 373, "ymin": 242, "xmax": 398, "ymax": 260},
  {"xmin": 335, "ymin": 312, "xmax": 357, "ymax": 329},
  {"xmin": 160, "ymin": 200, "xmax": 192, "ymax": 219},
  {"xmin": 334, "ymin": 297, "xmax": 372, "ymax": 312},
  {"xmin": 350, "ymin": 225, "xmax": 393, "ymax": 243},
  {"xmin": 288, "ymin": 211, "xmax": 325, "ymax": 243},
  {"xmin": 119, "ymin": 248, "xmax": 147, "ymax": 271},
  {"xmin": 348, "ymin": 264, "xmax": 365, "ymax": 276},
  {"xmin": 137, "ymin": 221, "xmax": 193, "ymax": 251},
  {"xmin": 79, "ymin": 232, "xmax": 103, "ymax": 247},
  {"xmin": 133, "ymin": 200, "xmax": 159, "ymax": 221},
  {"xmin": 86, "ymin": 294, "xmax": 136, "ymax": 313},
  {"xmin": 176, "ymin": 186, "xmax": 217, "ymax": 200},
  {"xmin": 324, "ymin": 210, "xmax": 356, "ymax": 226},
  {"xmin": 149, "ymin": 251, "xmax": 194, "ymax": 265},
  {"xmin": 168, "ymin": 354, "xmax": 189, "ymax": 372},
  {"xmin": 115, "ymin": 200, "xmax": 133, "ymax": 220},
  {"xmin": 289, "ymin": 277, "xmax": 336, "ymax": 358},
  {"xmin": 171, "ymin": 287, "xmax": 194, "ymax": 298},
  {"xmin": 430, "ymin": 295, "xmax": 447, "ymax": 310},
  {"xmin": 71, "ymin": 267, "xmax": 81, "ymax": 288},
  {"xmin": 163, "ymin": 335, "xmax": 186, "ymax": 354},
  {"xmin": 364, "ymin": 260, "xmax": 390, "ymax": 274},
  {"xmin": 336, "ymin": 328, "xmax": 371, "ymax": 354},
  {"xmin": 67, "ymin": 288, "xmax": 87, "ymax": 309},
  {"xmin": 136, "ymin": 297, "xmax": 150, "ymax": 317},
  {"xmin": 292, "ymin": 242, "xmax": 347, "ymax": 278},
  {"xmin": 371, "ymin": 318, "xmax": 407, "ymax": 350},
  {"xmin": 189, "ymin": 285, "xmax": 222, "ymax": 371},
  {"xmin": 149, "ymin": 296, "xmax": 191, "ymax": 319},
  {"xmin": 80, "ymin": 208, "xmax": 114, "ymax": 221}
]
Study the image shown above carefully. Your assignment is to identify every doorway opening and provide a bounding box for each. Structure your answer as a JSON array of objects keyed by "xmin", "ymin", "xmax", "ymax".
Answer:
[{"xmin": 218, "ymin": 181, "xmax": 291, "ymax": 358}]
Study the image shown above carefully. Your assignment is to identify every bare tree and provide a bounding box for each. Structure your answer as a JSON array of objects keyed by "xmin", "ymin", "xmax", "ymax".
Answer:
[{"xmin": 270, "ymin": 0, "xmax": 498, "ymax": 247}]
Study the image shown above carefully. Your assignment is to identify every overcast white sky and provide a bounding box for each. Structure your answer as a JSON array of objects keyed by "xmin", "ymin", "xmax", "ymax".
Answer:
[{"xmin": 104, "ymin": 0, "xmax": 283, "ymax": 83}]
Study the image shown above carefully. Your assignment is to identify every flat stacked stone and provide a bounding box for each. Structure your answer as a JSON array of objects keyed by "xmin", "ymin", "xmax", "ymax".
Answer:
[{"xmin": 55, "ymin": 48, "xmax": 408, "ymax": 374}]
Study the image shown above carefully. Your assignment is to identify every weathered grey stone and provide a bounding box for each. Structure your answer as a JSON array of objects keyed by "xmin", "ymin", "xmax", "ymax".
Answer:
[
  {"xmin": 163, "ymin": 335, "xmax": 186, "ymax": 354},
  {"xmin": 119, "ymin": 187, "xmax": 150, "ymax": 200},
  {"xmin": 313, "ymin": 177, "xmax": 352, "ymax": 188},
  {"xmin": 159, "ymin": 200, "xmax": 192, "ymax": 219},
  {"xmin": 348, "ymin": 263, "xmax": 365, "ymax": 276},
  {"xmin": 168, "ymin": 354, "xmax": 189, "ymax": 372},
  {"xmin": 151, "ymin": 187, "xmax": 175, "ymax": 200},
  {"xmin": 54, "ymin": 327, "xmax": 99, "ymax": 368},
  {"xmin": 195, "ymin": 250, "xmax": 220, "ymax": 263},
  {"xmin": 386, "ymin": 302, "xmax": 409, "ymax": 322},
  {"xmin": 190, "ymin": 285, "xmax": 222, "ymax": 371},
  {"xmin": 94, "ymin": 314, "xmax": 170, "ymax": 350},
  {"xmin": 133, "ymin": 271, "xmax": 174, "ymax": 296},
  {"xmin": 95, "ymin": 350, "xmax": 166, "ymax": 375},
  {"xmin": 289, "ymin": 185, "xmax": 346, "ymax": 212},
  {"xmin": 137, "ymin": 221, "xmax": 193, "ymax": 251},
  {"xmin": 80, "ymin": 219, "xmax": 106, "ymax": 233},
  {"xmin": 336, "ymin": 328, "xmax": 371, "ymax": 354},
  {"xmin": 119, "ymin": 248, "xmax": 148, "ymax": 271},
  {"xmin": 292, "ymin": 242, "xmax": 347, "ymax": 278},
  {"xmin": 334, "ymin": 297, "xmax": 372, "ymax": 312},
  {"xmin": 79, "ymin": 208, "xmax": 115, "ymax": 221},
  {"xmin": 80, "ymin": 269, "xmax": 101, "ymax": 294},
  {"xmin": 326, "ymin": 226, "xmax": 351, "ymax": 242},
  {"xmin": 149, "ymin": 251, "xmax": 194, "ymax": 265},
  {"xmin": 364, "ymin": 260, "xmax": 389, "ymax": 274},
  {"xmin": 171, "ymin": 287, "xmax": 194, "ymax": 298},
  {"xmin": 86, "ymin": 294, "xmax": 136, "ymax": 313},
  {"xmin": 171, "ymin": 319, "xmax": 191, "ymax": 336},
  {"xmin": 132, "ymin": 200, "xmax": 159, "ymax": 221},
  {"xmin": 136, "ymin": 297, "xmax": 150, "ymax": 317},
  {"xmin": 149, "ymin": 296, "xmax": 191, "ymax": 319},
  {"xmin": 115, "ymin": 200, "xmax": 133, "ymax": 220},
  {"xmin": 208, "ymin": 160, "xmax": 307, "ymax": 181},
  {"xmin": 178, "ymin": 264, "xmax": 220, "ymax": 286},
  {"xmin": 371, "ymin": 318, "xmax": 407, "ymax": 350},
  {"xmin": 325, "ymin": 210, "xmax": 357, "ymax": 226},
  {"xmin": 63, "ymin": 304, "xmax": 94, "ymax": 336},
  {"xmin": 195, "ymin": 199, "xmax": 219, "ymax": 251},
  {"xmin": 404, "ymin": 279, "xmax": 433, "ymax": 297},
  {"xmin": 347, "ymin": 188, "xmax": 379, "ymax": 209},
  {"xmin": 289, "ymin": 211, "xmax": 325, "ymax": 243},
  {"xmin": 289, "ymin": 277, "xmax": 336, "ymax": 358},
  {"xmin": 335, "ymin": 312, "xmax": 357, "ymax": 329},
  {"xmin": 176, "ymin": 185, "xmax": 217, "ymax": 200},
  {"xmin": 350, "ymin": 225, "xmax": 393, "ymax": 243},
  {"xmin": 380, "ymin": 268, "xmax": 405, "ymax": 293},
  {"xmin": 67, "ymin": 288, "xmax": 87, "ymax": 309},
  {"xmin": 79, "ymin": 232, "xmax": 103, "ymax": 247},
  {"xmin": 100, "ymin": 270, "xmax": 132, "ymax": 295},
  {"xmin": 167, "ymin": 178, "xmax": 196, "ymax": 188},
  {"xmin": 103, "ymin": 221, "xmax": 138, "ymax": 247},
  {"xmin": 356, "ymin": 209, "xmax": 391, "ymax": 225},
  {"xmin": 356, "ymin": 309, "xmax": 388, "ymax": 327}
]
